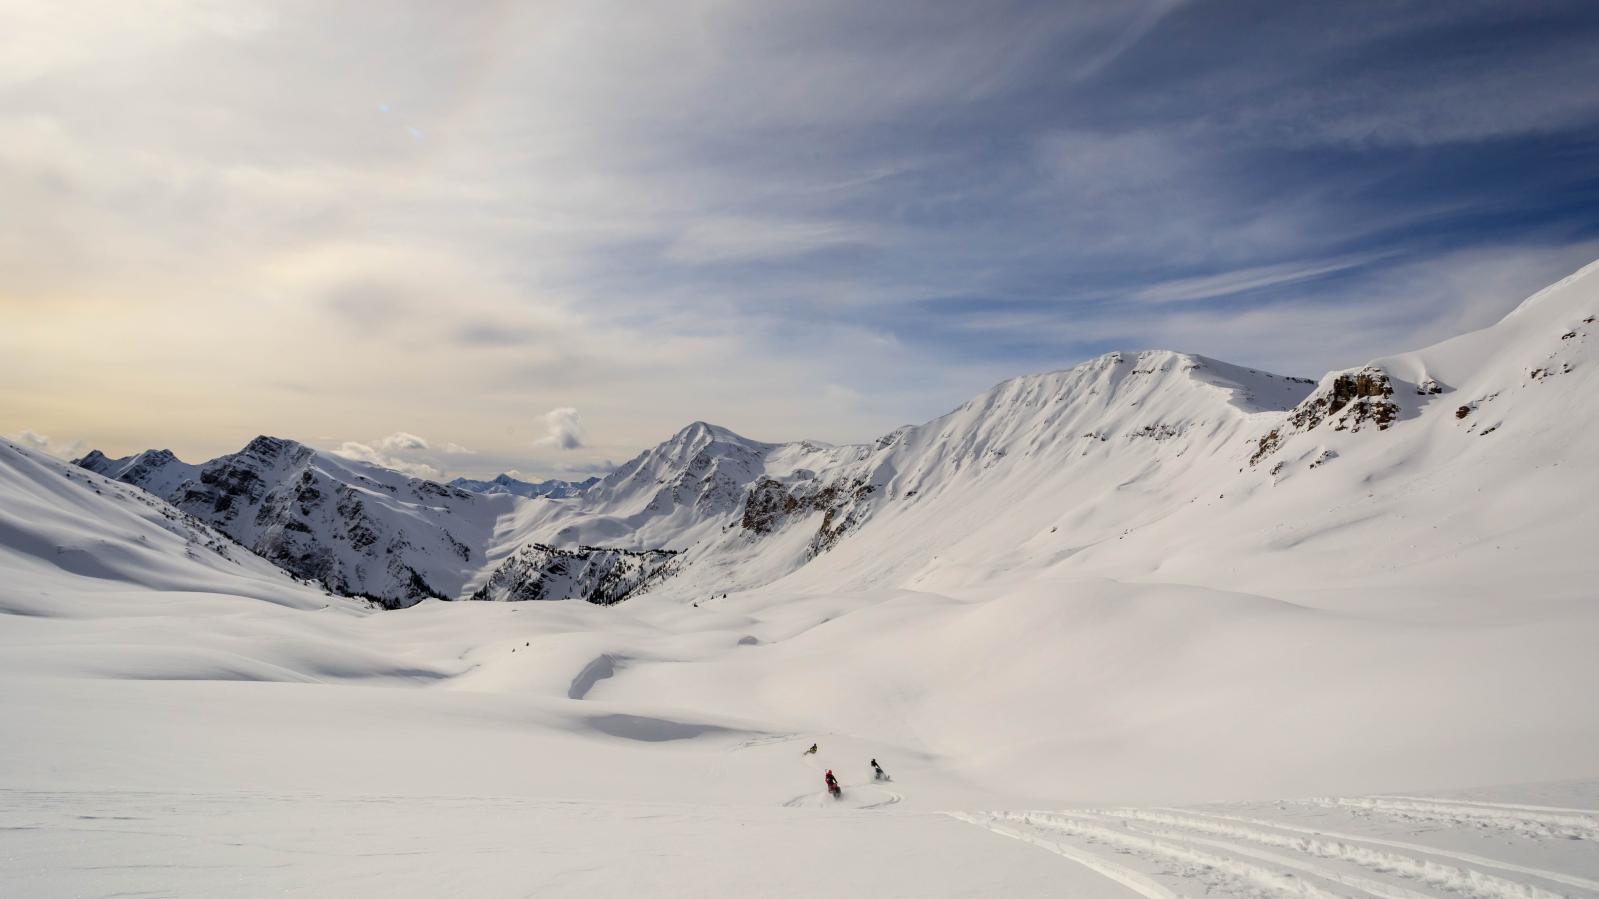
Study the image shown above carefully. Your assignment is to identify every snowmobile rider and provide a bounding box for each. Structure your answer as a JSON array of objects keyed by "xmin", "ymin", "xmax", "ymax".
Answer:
[
  {"xmin": 804, "ymin": 743, "xmax": 818, "ymax": 755},
  {"xmin": 824, "ymin": 770, "xmax": 839, "ymax": 792}
]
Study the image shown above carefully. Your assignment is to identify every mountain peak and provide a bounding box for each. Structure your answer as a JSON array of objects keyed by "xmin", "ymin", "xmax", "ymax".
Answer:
[
  {"xmin": 241, "ymin": 435, "xmax": 303, "ymax": 458},
  {"xmin": 672, "ymin": 421, "xmax": 752, "ymax": 444}
]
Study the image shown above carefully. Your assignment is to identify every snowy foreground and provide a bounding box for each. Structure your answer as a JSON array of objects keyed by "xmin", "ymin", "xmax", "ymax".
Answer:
[
  {"xmin": 5, "ymin": 263, "xmax": 1599, "ymax": 895},
  {"xmin": 3, "ymin": 591, "xmax": 1597, "ymax": 897}
]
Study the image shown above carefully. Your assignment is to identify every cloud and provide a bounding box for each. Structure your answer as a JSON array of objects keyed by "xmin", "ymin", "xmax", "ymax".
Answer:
[
  {"xmin": 7, "ymin": 429, "xmax": 83, "ymax": 459},
  {"xmin": 453, "ymin": 323, "xmax": 536, "ymax": 347},
  {"xmin": 378, "ymin": 431, "xmax": 430, "ymax": 452},
  {"xmin": 948, "ymin": 241, "xmax": 1599, "ymax": 378},
  {"xmin": 4, "ymin": 1, "xmax": 1598, "ymax": 468},
  {"xmin": 443, "ymin": 442, "xmax": 476, "ymax": 455},
  {"xmin": 561, "ymin": 459, "xmax": 616, "ymax": 476},
  {"xmin": 664, "ymin": 217, "xmax": 879, "ymax": 264},
  {"xmin": 1131, "ymin": 254, "xmax": 1387, "ymax": 304},
  {"xmin": 533, "ymin": 408, "xmax": 585, "ymax": 450},
  {"xmin": 332, "ymin": 441, "xmax": 441, "ymax": 481}
]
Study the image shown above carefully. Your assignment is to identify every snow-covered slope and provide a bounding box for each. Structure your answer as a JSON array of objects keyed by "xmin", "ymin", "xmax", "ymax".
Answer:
[
  {"xmin": 78, "ymin": 436, "xmax": 512, "ymax": 608},
  {"xmin": 0, "ymin": 438, "xmax": 323, "ymax": 613},
  {"xmin": 475, "ymin": 352, "xmax": 1315, "ymax": 603},
  {"xmin": 1045, "ymin": 256, "xmax": 1599, "ymax": 610},
  {"xmin": 617, "ymin": 260, "xmax": 1599, "ymax": 606}
]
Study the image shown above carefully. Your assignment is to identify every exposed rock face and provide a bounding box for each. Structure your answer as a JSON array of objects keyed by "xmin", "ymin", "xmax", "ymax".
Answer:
[
  {"xmin": 739, "ymin": 477, "xmax": 880, "ymax": 555},
  {"xmin": 740, "ymin": 479, "xmax": 800, "ymax": 535},
  {"xmin": 77, "ymin": 436, "xmax": 484, "ymax": 608},
  {"xmin": 471, "ymin": 544, "xmax": 678, "ymax": 604},
  {"xmin": 1252, "ymin": 367, "xmax": 1398, "ymax": 465},
  {"xmin": 1292, "ymin": 368, "xmax": 1398, "ymax": 433}
]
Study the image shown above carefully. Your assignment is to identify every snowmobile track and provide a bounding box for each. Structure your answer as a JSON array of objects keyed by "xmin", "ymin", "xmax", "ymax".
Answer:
[
  {"xmin": 986, "ymin": 811, "xmax": 1351, "ymax": 899},
  {"xmin": 858, "ymin": 785, "xmax": 903, "ymax": 810},
  {"xmin": 1304, "ymin": 797, "xmax": 1599, "ymax": 842},
  {"xmin": 1374, "ymin": 797, "xmax": 1599, "ymax": 817},
  {"xmin": 1045, "ymin": 809, "xmax": 1575, "ymax": 899},
  {"xmin": 948, "ymin": 804, "xmax": 1598, "ymax": 899},
  {"xmin": 1162, "ymin": 808, "xmax": 1599, "ymax": 895},
  {"xmin": 946, "ymin": 812, "xmax": 1183, "ymax": 899}
]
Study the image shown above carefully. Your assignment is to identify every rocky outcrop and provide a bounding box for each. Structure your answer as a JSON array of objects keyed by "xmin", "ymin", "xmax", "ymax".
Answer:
[
  {"xmin": 739, "ymin": 476, "xmax": 879, "ymax": 555},
  {"xmin": 471, "ymin": 544, "xmax": 678, "ymax": 604},
  {"xmin": 1292, "ymin": 368, "xmax": 1398, "ymax": 433},
  {"xmin": 1252, "ymin": 367, "xmax": 1398, "ymax": 465}
]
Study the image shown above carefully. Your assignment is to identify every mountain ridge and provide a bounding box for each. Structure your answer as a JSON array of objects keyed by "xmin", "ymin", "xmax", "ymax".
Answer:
[
  {"xmin": 448, "ymin": 473, "xmax": 600, "ymax": 499},
  {"xmin": 63, "ymin": 258, "xmax": 1599, "ymax": 609}
]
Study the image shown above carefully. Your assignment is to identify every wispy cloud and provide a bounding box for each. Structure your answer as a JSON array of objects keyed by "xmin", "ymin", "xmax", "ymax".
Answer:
[
  {"xmin": 3, "ymin": 1, "xmax": 1597, "ymax": 465},
  {"xmin": 1131, "ymin": 254, "xmax": 1387, "ymax": 304},
  {"xmin": 664, "ymin": 217, "xmax": 881, "ymax": 265}
]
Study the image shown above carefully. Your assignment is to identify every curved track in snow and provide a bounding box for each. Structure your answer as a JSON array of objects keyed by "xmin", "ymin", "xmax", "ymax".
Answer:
[
  {"xmin": 1303, "ymin": 797, "xmax": 1599, "ymax": 843},
  {"xmin": 948, "ymin": 795, "xmax": 1599, "ymax": 899}
]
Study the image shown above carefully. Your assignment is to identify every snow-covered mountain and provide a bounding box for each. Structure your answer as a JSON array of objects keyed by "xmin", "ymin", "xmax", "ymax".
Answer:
[
  {"xmin": 448, "ymin": 473, "xmax": 599, "ymax": 499},
  {"xmin": 479, "ymin": 354, "xmax": 1317, "ymax": 601},
  {"xmin": 10, "ymin": 262, "xmax": 1599, "ymax": 896},
  {"xmin": 67, "ymin": 259, "xmax": 1599, "ymax": 614},
  {"xmin": 0, "ymin": 438, "xmax": 325, "ymax": 615},
  {"xmin": 76, "ymin": 436, "xmax": 510, "ymax": 608}
]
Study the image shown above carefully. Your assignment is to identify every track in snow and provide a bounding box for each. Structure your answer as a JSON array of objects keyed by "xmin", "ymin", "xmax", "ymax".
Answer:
[
  {"xmin": 1302, "ymin": 797, "xmax": 1599, "ymax": 843},
  {"xmin": 948, "ymin": 797, "xmax": 1599, "ymax": 899},
  {"xmin": 780, "ymin": 783, "xmax": 902, "ymax": 810}
]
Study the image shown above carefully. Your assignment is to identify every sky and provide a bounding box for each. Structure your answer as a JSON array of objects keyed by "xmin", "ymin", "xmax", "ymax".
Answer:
[{"xmin": 3, "ymin": 1, "xmax": 1599, "ymax": 481}]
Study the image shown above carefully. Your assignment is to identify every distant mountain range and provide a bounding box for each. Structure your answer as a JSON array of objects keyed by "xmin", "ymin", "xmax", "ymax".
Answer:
[
  {"xmin": 44, "ymin": 259, "xmax": 1599, "ymax": 611},
  {"xmin": 448, "ymin": 473, "xmax": 599, "ymax": 499}
]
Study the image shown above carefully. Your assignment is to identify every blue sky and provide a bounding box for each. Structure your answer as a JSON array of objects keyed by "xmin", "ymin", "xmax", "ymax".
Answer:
[{"xmin": 4, "ymin": 1, "xmax": 1598, "ymax": 478}]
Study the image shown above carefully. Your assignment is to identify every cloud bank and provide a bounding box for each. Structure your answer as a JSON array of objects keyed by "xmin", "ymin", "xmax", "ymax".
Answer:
[{"xmin": 4, "ymin": 1, "xmax": 1598, "ymax": 471}]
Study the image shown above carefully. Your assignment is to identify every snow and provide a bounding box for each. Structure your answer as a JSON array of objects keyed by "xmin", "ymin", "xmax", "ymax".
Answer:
[{"xmin": 4, "ymin": 263, "xmax": 1599, "ymax": 895}]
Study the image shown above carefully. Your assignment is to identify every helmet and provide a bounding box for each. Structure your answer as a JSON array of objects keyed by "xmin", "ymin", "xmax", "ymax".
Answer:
[{"xmin": 825, "ymin": 770, "xmax": 833, "ymax": 775}]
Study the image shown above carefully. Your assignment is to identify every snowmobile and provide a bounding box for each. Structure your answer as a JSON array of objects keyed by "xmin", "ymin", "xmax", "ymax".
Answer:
[
  {"xmin": 870, "ymin": 758, "xmax": 891, "ymax": 782},
  {"xmin": 824, "ymin": 770, "xmax": 842, "ymax": 799}
]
